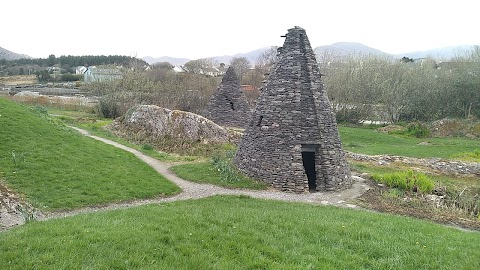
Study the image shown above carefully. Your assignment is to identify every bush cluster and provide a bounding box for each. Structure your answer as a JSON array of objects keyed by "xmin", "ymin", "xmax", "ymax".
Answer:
[
  {"xmin": 405, "ymin": 122, "xmax": 431, "ymax": 138},
  {"xmin": 372, "ymin": 170, "xmax": 434, "ymax": 193},
  {"xmin": 88, "ymin": 70, "xmax": 218, "ymax": 119},
  {"xmin": 322, "ymin": 49, "xmax": 480, "ymax": 123}
]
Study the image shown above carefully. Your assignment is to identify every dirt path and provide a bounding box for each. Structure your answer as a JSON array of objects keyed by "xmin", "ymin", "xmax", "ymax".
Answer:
[{"xmin": 2, "ymin": 127, "xmax": 370, "ymax": 230}]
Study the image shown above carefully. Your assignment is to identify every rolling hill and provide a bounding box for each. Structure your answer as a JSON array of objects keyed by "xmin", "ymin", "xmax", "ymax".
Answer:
[
  {"xmin": 0, "ymin": 46, "xmax": 31, "ymax": 60},
  {"xmin": 314, "ymin": 42, "xmax": 390, "ymax": 58},
  {"xmin": 142, "ymin": 47, "xmax": 272, "ymax": 66},
  {"xmin": 4, "ymin": 42, "xmax": 475, "ymax": 66},
  {"xmin": 142, "ymin": 43, "xmax": 392, "ymax": 65},
  {"xmin": 142, "ymin": 55, "xmax": 191, "ymax": 66}
]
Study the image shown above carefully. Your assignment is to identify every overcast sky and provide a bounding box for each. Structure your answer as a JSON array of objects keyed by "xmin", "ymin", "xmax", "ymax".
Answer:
[{"xmin": 2, "ymin": 0, "xmax": 478, "ymax": 59}]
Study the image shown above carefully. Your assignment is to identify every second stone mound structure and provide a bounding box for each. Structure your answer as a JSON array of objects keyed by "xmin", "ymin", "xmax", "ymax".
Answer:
[{"xmin": 204, "ymin": 66, "xmax": 251, "ymax": 128}]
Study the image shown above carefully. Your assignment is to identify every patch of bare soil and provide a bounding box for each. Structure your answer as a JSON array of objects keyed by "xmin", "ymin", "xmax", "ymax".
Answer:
[{"xmin": 355, "ymin": 179, "xmax": 480, "ymax": 231}]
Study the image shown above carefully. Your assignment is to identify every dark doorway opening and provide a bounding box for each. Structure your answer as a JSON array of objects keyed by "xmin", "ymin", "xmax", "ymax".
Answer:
[{"xmin": 302, "ymin": 151, "xmax": 317, "ymax": 192}]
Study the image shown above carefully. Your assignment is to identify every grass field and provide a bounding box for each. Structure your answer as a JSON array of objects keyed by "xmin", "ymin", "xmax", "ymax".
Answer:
[
  {"xmin": 339, "ymin": 126, "xmax": 480, "ymax": 158},
  {"xmin": 0, "ymin": 98, "xmax": 180, "ymax": 209},
  {"xmin": 170, "ymin": 162, "xmax": 267, "ymax": 190},
  {"xmin": 1, "ymin": 101, "xmax": 480, "ymax": 269},
  {"xmin": 49, "ymin": 108, "xmax": 207, "ymax": 162},
  {"xmin": 1, "ymin": 195, "xmax": 478, "ymax": 270}
]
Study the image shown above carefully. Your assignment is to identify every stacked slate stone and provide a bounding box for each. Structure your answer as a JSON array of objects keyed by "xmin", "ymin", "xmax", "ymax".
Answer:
[
  {"xmin": 204, "ymin": 66, "xmax": 251, "ymax": 128},
  {"xmin": 234, "ymin": 26, "xmax": 352, "ymax": 193}
]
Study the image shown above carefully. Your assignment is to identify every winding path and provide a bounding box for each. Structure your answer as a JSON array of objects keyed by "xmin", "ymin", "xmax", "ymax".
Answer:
[{"xmin": 37, "ymin": 127, "xmax": 370, "ymax": 221}]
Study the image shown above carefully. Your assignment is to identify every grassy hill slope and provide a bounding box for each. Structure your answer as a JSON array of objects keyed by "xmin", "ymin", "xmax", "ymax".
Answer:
[
  {"xmin": 0, "ymin": 98, "xmax": 180, "ymax": 209},
  {"xmin": 1, "ymin": 195, "xmax": 479, "ymax": 269}
]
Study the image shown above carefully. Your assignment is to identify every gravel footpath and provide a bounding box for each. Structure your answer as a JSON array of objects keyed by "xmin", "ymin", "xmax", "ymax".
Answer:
[{"xmin": 2, "ymin": 127, "xmax": 370, "ymax": 230}]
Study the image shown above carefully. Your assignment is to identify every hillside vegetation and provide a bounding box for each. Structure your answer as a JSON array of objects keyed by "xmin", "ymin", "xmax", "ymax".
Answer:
[
  {"xmin": 0, "ymin": 98, "xmax": 180, "ymax": 209},
  {"xmin": 1, "ymin": 196, "xmax": 479, "ymax": 269}
]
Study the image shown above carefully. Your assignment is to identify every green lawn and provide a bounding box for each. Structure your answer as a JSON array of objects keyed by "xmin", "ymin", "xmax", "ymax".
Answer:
[
  {"xmin": 49, "ymin": 108, "xmax": 209, "ymax": 162},
  {"xmin": 170, "ymin": 162, "xmax": 267, "ymax": 190},
  {"xmin": 0, "ymin": 98, "xmax": 180, "ymax": 210},
  {"xmin": 339, "ymin": 126, "xmax": 480, "ymax": 158},
  {"xmin": 1, "ymin": 196, "xmax": 478, "ymax": 270}
]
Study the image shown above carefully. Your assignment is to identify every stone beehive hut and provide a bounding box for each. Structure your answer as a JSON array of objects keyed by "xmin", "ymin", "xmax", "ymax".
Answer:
[
  {"xmin": 234, "ymin": 26, "xmax": 352, "ymax": 193},
  {"xmin": 204, "ymin": 66, "xmax": 251, "ymax": 128}
]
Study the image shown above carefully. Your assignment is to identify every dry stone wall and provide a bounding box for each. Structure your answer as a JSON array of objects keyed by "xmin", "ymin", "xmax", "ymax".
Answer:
[{"xmin": 234, "ymin": 26, "xmax": 352, "ymax": 193}]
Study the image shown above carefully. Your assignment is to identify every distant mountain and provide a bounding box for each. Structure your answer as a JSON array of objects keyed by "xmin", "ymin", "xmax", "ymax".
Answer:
[
  {"xmin": 143, "ymin": 47, "xmax": 272, "ymax": 66},
  {"xmin": 142, "ymin": 43, "xmax": 479, "ymax": 67},
  {"xmin": 142, "ymin": 56, "xmax": 191, "ymax": 66},
  {"xmin": 314, "ymin": 42, "xmax": 390, "ymax": 61},
  {"xmin": 211, "ymin": 47, "xmax": 271, "ymax": 64},
  {"xmin": 0, "ymin": 46, "xmax": 31, "ymax": 60},
  {"xmin": 396, "ymin": 45, "xmax": 478, "ymax": 60}
]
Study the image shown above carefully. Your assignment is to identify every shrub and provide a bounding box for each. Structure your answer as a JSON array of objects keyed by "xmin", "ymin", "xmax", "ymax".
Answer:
[
  {"xmin": 335, "ymin": 108, "xmax": 362, "ymax": 124},
  {"xmin": 405, "ymin": 122, "xmax": 430, "ymax": 138},
  {"xmin": 61, "ymin": 73, "xmax": 83, "ymax": 82},
  {"xmin": 32, "ymin": 105, "xmax": 48, "ymax": 115},
  {"xmin": 471, "ymin": 123, "xmax": 480, "ymax": 137},
  {"xmin": 142, "ymin": 144, "xmax": 154, "ymax": 151},
  {"xmin": 434, "ymin": 185, "xmax": 480, "ymax": 218},
  {"xmin": 96, "ymin": 97, "xmax": 121, "ymax": 119},
  {"xmin": 372, "ymin": 170, "xmax": 434, "ymax": 193}
]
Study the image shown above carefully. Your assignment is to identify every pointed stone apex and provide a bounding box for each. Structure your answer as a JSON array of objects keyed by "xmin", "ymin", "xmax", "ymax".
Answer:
[
  {"xmin": 225, "ymin": 66, "xmax": 235, "ymax": 75},
  {"xmin": 222, "ymin": 66, "xmax": 239, "ymax": 84}
]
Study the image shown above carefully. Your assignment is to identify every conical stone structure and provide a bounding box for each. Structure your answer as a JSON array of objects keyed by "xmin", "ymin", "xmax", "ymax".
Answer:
[
  {"xmin": 234, "ymin": 26, "xmax": 352, "ymax": 193},
  {"xmin": 204, "ymin": 67, "xmax": 250, "ymax": 128}
]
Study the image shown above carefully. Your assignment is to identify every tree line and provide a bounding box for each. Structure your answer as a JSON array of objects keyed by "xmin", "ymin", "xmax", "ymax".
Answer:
[
  {"xmin": 86, "ymin": 50, "xmax": 277, "ymax": 119},
  {"xmin": 77, "ymin": 46, "xmax": 479, "ymax": 125},
  {"xmin": 321, "ymin": 47, "xmax": 480, "ymax": 123},
  {"xmin": 0, "ymin": 55, "xmax": 146, "ymax": 76},
  {"xmin": 1, "ymin": 54, "xmax": 144, "ymax": 68},
  {"xmin": 87, "ymin": 66, "xmax": 218, "ymax": 118}
]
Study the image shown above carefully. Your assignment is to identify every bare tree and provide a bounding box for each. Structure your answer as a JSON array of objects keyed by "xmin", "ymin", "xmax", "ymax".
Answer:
[
  {"xmin": 184, "ymin": 58, "xmax": 217, "ymax": 74},
  {"xmin": 237, "ymin": 47, "xmax": 281, "ymax": 105},
  {"xmin": 255, "ymin": 46, "xmax": 279, "ymax": 73},
  {"xmin": 316, "ymin": 48, "xmax": 345, "ymax": 71},
  {"xmin": 229, "ymin": 57, "xmax": 251, "ymax": 84}
]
